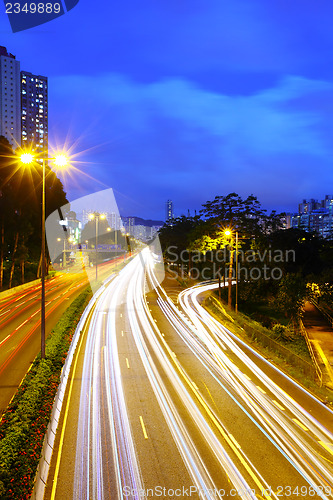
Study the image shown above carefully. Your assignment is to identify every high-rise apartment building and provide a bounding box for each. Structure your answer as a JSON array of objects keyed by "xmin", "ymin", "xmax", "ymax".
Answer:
[
  {"xmin": 166, "ymin": 199, "xmax": 174, "ymax": 221},
  {"xmin": 0, "ymin": 46, "xmax": 21, "ymax": 147},
  {"xmin": 0, "ymin": 47, "xmax": 48, "ymax": 155},
  {"xmin": 21, "ymin": 71, "xmax": 48, "ymax": 154},
  {"xmin": 288, "ymin": 195, "xmax": 333, "ymax": 238}
]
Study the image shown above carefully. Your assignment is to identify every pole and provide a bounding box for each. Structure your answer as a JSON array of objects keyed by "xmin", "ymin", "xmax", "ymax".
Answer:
[
  {"xmin": 228, "ymin": 245, "xmax": 233, "ymax": 308},
  {"xmin": 41, "ymin": 159, "xmax": 46, "ymax": 359},
  {"xmin": 63, "ymin": 239, "xmax": 66, "ymax": 268},
  {"xmin": 95, "ymin": 215, "xmax": 98, "ymax": 281},
  {"xmin": 235, "ymin": 231, "xmax": 238, "ymax": 313}
]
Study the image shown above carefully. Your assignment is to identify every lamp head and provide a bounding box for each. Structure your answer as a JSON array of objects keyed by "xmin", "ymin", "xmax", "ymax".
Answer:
[
  {"xmin": 20, "ymin": 153, "xmax": 34, "ymax": 164},
  {"xmin": 54, "ymin": 154, "xmax": 68, "ymax": 168}
]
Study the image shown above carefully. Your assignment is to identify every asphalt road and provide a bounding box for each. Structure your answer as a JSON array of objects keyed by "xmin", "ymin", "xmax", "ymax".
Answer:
[
  {"xmin": 0, "ymin": 256, "xmax": 125, "ymax": 417},
  {"xmin": 44, "ymin": 250, "xmax": 333, "ymax": 500},
  {"xmin": 0, "ymin": 271, "xmax": 90, "ymax": 416}
]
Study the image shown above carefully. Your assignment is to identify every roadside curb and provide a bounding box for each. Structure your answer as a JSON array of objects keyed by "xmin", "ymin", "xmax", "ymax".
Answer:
[
  {"xmin": 0, "ymin": 279, "xmax": 41, "ymax": 300},
  {"xmin": 0, "ymin": 273, "xmax": 60, "ymax": 301}
]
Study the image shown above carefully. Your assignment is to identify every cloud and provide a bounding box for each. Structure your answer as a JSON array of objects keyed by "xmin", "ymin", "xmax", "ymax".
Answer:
[{"xmin": 50, "ymin": 73, "xmax": 333, "ymax": 218}]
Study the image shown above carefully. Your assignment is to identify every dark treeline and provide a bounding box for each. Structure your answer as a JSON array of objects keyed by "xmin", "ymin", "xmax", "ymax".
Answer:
[
  {"xmin": 159, "ymin": 193, "xmax": 333, "ymax": 332},
  {"xmin": 0, "ymin": 136, "xmax": 68, "ymax": 290}
]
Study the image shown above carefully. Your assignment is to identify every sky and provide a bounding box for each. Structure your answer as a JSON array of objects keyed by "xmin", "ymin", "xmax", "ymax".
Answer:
[{"xmin": 1, "ymin": 0, "xmax": 333, "ymax": 220}]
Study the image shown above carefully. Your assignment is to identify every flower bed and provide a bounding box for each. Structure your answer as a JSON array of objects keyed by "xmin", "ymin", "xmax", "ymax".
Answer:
[{"xmin": 0, "ymin": 287, "xmax": 92, "ymax": 499}]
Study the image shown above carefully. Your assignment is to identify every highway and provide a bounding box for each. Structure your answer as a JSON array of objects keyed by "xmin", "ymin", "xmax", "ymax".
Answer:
[
  {"xmin": 45, "ymin": 248, "xmax": 333, "ymax": 500},
  {"xmin": 0, "ymin": 271, "xmax": 89, "ymax": 416},
  {"xmin": 0, "ymin": 256, "xmax": 124, "ymax": 417}
]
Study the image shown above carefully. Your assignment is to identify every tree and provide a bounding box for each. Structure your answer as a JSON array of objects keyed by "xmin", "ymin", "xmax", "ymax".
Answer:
[
  {"xmin": 275, "ymin": 273, "xmax": 308, "ymax": 331},
  {"xmin": 0, "ymin": 137, "xmax": 69, "ymax": 287}
]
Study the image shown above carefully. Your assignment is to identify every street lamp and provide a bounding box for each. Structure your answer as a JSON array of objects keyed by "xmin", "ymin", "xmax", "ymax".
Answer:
[
  {"xmin": 20, "ymin": 152, "xmax": 69, "ymax": 359},
  {"xmin": 224, "ymin": 229, "xmax": 239, "ymax": 312},
  {"xmin": 89, "ymin": 212, "xmax": 106, "ymax": 281},
  {"xmin": 57, "ymin": 236, "xmax": 72, "ymax": 269}
]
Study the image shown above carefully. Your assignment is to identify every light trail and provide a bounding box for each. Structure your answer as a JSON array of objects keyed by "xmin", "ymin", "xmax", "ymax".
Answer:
[
  {"xmin": 61, "ymin": 249, "xmax": 333, "ymax": 499},
  {"xmin": 146, "ymin": 270, "xmax": 333, "ymax": 499}
]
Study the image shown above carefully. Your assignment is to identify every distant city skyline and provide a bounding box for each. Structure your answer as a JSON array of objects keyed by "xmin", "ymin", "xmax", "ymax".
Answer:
[{"xmin": 1, "ymin": 3, "xmax": 333, "ymax": 220}]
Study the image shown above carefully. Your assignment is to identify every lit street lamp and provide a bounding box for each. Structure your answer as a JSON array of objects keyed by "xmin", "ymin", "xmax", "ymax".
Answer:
[
  {"xmin": 57, "ymin": 238, "xmax": 66, "ymax": 268},
  {"xmin": 89, "ymin": 212, "xmax": 106, "ymax": 281},
  {"xmin": 225, "ymin": 229, "xmax": 239, "ymax": 312},
  {"xmin": 20, "ymin": 152, "xmax": 69, "ymax": 359}
]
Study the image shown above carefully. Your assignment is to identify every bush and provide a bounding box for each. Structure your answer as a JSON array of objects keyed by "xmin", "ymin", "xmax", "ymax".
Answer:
[
  {"xmin": 0, "ymin": 287, "xmax": 92, "ymax": 499},
  {"xmin": 272, "ymin": 323, "xmax": 293, "ymax": 341}
]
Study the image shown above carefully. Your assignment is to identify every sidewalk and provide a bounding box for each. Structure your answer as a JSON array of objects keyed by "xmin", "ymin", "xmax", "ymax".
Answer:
[{"xmin": 303, "ymin": 301, "xmax": 333, "ymax": 390}]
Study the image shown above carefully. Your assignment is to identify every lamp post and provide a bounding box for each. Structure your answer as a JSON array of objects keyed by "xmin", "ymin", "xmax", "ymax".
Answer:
[
  {"xmin": 224, "ymin": 229, "xmax": 239, "ymax": 312},
  {"xmin": 20, "ymin": 152, "xmax": 68, "ymax": 359},
  {"xmin": 235, "ymin": 231, "xmax": 239, "ymax": 313},
  {"xmin": 89, "ymin": 212, "xmax": 105, "ymax": 281},
  {"xmin": 57, "ymin": 237, "xmax": 68, "ymax": 268}
]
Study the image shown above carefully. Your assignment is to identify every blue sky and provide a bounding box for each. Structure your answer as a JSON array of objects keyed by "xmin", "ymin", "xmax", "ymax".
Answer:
[{"xmin": 1, "ymin": 0, "xmax": 333, "ymax": 219}]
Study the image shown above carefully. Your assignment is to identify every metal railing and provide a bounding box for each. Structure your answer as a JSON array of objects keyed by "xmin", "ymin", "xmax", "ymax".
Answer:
[
  {"xmin": 310, "ymin": 298, "xmax": 333, "ymax": 328},
  {"xmin": 299, "ymin": 320, "xmax": 323, "ymax": 387},
  {"xmin": 209, "ymin": 296, "xmax": 320, "ymax": 385}
]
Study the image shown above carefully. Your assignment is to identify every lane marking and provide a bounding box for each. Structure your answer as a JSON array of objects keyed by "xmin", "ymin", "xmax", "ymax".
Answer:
[
  {"xmin": 139, "ymin": 416, "xmax": 148, "ymax": 439},
  {"xmin": 15, "ymin": 319, "xmax": 28, "ymax": 331},
  {"xmin": 126, "ymin": 357, "xmax": 130, "ymax": 368},
  {"xmin": 229, "ymin": 434, "xmax": 241, "ymax": 449},
  {"xmin": 121, "ymin": 330, "xmax": 124, "ymax": 337},
  {"xmin": 0, "ymin": 335, "xmax": 10, "ymax": 346},
  {"xmin": 256, "ymin": 386, "xmax": 266, "ymax": 394},
  {"xmin": 292, "ymin": 418, "xmax": 308, "ymax": 431},
  {"xmin": 243, "ymin": 373, "xmax": 251, "ymax": 381},
  {"xmin": 272, "ymin": 400, "xmax": 285, "ymax": 411},
  {"xmin": 319, "ymin": 441, "xmax": 333, "ymax": 457}
]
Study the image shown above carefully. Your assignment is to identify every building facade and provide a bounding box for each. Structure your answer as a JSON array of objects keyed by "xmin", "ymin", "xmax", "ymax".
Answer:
[
  {"xmin": 166, "ymin": 199, "xmax": 174, "ymax": 221},
  {"xmin": 0, "ymin": 46, "xmax": 48, "ymax": 155},
  {"xmin": 21, "ymin": 71, "xmax": 48, "ymax": 155},
  {"xmin": 0, "ymin": 46, "xmax": 21, "ymax": 148},
  {"xmin": 288, "ymin": 195, "xmax": 333, "ymax": 238}
]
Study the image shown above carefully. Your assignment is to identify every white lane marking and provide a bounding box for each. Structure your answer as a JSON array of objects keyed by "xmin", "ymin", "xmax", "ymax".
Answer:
[
  {"xmin": 0, "ymin": 335, "xmax": 10, "ymax": 346},
  {"xmin": 319, "ymin": 441, "xmax": 333, "ymax": 456},
  {"xmin": 293, "ymin": 418, "xmax": 308, "ymax": 431},
  {"xmin": 139, "ymin": 416, "xmax": 148, "ymax": 439},
  {"xmin": 229, "ymin": 434, "xmax": 241, "ymax": 449},
  {"xmin": 272, "ymin": 400, "xmax": 285, "ymax": 411},
  {"xmin": 256, "ymin": 386, "xmax": 266, "ymax": 394},
  {"xmin": 15, "ymin": 319, "xmax": 28, "ymax": 331}
]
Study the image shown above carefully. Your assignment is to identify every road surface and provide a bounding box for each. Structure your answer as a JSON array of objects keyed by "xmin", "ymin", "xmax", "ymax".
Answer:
[
  {"xmin": 44, "ymin": 249, "xmax": 333, "ymax": 500},
  {"xmin": 0, "ymin": 256, "xmax": 125, "ymax": 416}
]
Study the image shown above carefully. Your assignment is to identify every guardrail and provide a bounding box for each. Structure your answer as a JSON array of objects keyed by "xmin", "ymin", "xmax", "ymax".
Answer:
[
  {"xmin": 209, "ymin": 296, "xmax": 319, "ymax": 384},
  {"xmin": 310, "ymin": 299, "xmax": 333, "ymax": 328},
  {"xmin": 299, "ymin": 321, "xmax": 323, "ymax": 387}
]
